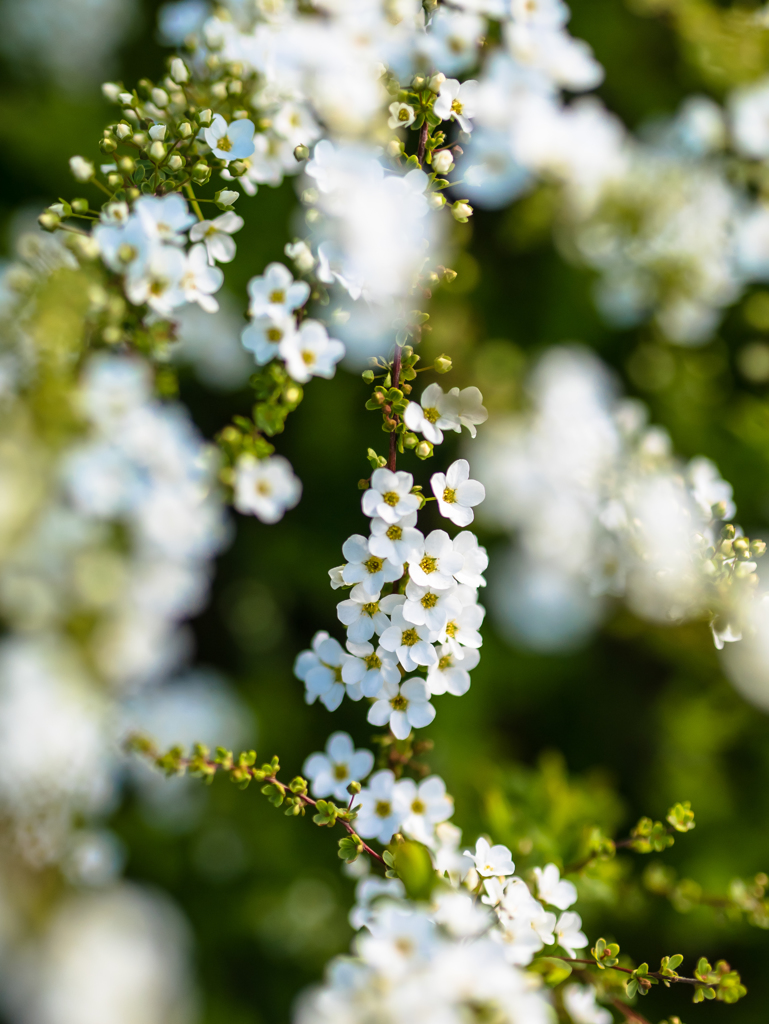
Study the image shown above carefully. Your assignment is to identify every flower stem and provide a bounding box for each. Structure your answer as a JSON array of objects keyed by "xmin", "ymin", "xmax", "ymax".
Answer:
[{"xmin": 387, "ymin": 346, "xmax": 402, "ymax": 472}]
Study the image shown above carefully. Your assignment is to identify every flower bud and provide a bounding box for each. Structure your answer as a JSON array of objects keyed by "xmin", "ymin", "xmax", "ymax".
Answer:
[
  {"xmin": 451, "ymin": 200, "xmax": 473, "ymax": 223},
  {"xmin": 733, "ymin": 538, "xmax": 749, "ymax": 557},
  {"xmin": 387, "ymin": 139, "xmax": 403, "ymax": 158},
  {"xmin": 347, "ymin": 780, "xmax": 362, "ymax": 795},
  {"xmin": 191, "ymin": 161, "xmax": 211, "ymax": 184},
  {"xmin": 429, "ymin": 72, "xmax": 445, "ymax": 93},
  {"xmin": 294, "ymin": 143, "xmax": 310, "ymax": 162},
  {"xmin": 432, "ymin": 149, "xmax": 454, "ymax": 175},
  {"xmin": 434, "ymin": 354, "xmax": 452, "ymax": 374},
  {"xmin": 69, "ymin": 156, "xmax": 94, "ymax": 182},
  {"xmin": 215, "ymin": 188, "xmax": 239, "ymax": 207},
  {"xmin": 362, "ymin": 370, "xmax": 375, "ymax": 383},
  {"xmin": 412, "ymin": 74, "xmax": 427, "ymax": 90},
  {"xmin": 736, "ymin": 561, "xmax": 758, "ymax": 578},
  {"xmin": 170, "ymin": 57, "xmax": 189, "ymax": 83},
  {"xmin": 198, "ymin": 108, "xmax": 212, "ymax": 126},
  {"xmin": 107, "ymin": 172, "xmax": 123, "ymax": 188},
  {"xmin": 132, "ymin": 132, "xmax": 147, "ymax": 148},
  {"xmin": 151, "ymin": 87, "xmax": 169, "ymax": 107},
  {"xmin": 99, "ymin": 137, "xmax": 118, "ymax": 153},
  {"xmin": 427, "ymin": 192, "xmax": 446, "ymax": 209},
  {"xmin": 178, "ymin": 121, "xmax": 192, "ymax": 138},
  {"xmin": 118, "ymin": 155, "xmax": 135, "ymax": 174},
  {"xmin": 403, "ymin": 432, "xmax": 418, "ymax": 448},
  {"xmin": 302, "ymin": 188, "xmax": 318, "ymax": 205},
  {"xmin": 752, "ymin": 539, "xmax": 767, "ymax": 557},
  {"xmin": 416, "ymin": 441, "xmax": 433, "ymax": 459},
  {"xmin": 148, "ymin": 140, "xmax": 166, "ymax": 161},
  {"xmin": 118, "ymin": 91, "xmax": 133, "ymax": 105},
  {"xmin": 115, "ymin": 122, "xmax": 132, "ymax": 140},
  {"xmin": 38, "ymin": 211, "xmax": 60, "ymax": 232},
  {"xmin": 148, "ymin": 124, "xmax": 167, "ymax": 141},
  {"xmin": 167, "ymin": 153, "xmax": 184, "ymax": 172},
  {"xmin": 71, "ymin": 197, "xmax": 89, "ymax": 213},
  {"xmin": 102, "ymin": 82, "xmax": 121, "ymax": 102},
  {"xmin": 228, "ymin": 79, "xmax": 243, "ymax": 95},
  {"xmin": 211, "ymin": 81, "xmax": 228, "ymax": 100},
  {"xmin": 126, "ymin": 187, "xmax": 141, "ymax": 201}
]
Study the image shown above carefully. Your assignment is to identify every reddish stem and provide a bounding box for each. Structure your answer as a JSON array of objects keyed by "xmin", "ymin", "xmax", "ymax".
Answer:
[{"xmin": 387, "ymin": 346, "xmax": 402, "ymax": 472}]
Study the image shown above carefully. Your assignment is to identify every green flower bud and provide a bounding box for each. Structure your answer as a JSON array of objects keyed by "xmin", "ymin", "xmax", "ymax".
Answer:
[
  {"xmin": 191, "ymin": 161, "xmax": 211, "ymax": 184},
  {"xmin": 294, "ymin": 143, "xmax": 310, "ymax": 162},
  {"xmin": 434, "ymin": 354, "xmax": 452, "ymax": 374},
  {"xmin": 178, "ymin": 121, "xmax": 192, "ymax": 138},
  {"xmin": 167, "ymin": 153, "xmax": 184, "ymax": 172},
  {"xmin": 149, "ymin": 140, "xmax": 166, "ymax": 161},
  {"xmin": 38, "ymin": 211, "xmax": 60, "ymax": 232}
]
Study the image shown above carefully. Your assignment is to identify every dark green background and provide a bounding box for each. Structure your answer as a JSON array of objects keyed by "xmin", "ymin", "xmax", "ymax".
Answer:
[{"xmin": 3, "ymin": 2, "xmax": 769, "ymax": 1021}]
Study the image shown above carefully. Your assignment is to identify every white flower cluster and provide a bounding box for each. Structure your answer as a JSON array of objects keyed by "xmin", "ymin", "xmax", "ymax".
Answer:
[
  {"xmin": 298, "ymin": 835, "xmax": 603, "ymax": 1024},
  {"xmin": 294, "ymin": 384, "xmax": 488, "ymax": 736},
  {"xmin": 474, "ymin": 346, "xmax": 754, "ymax": 653},
  {"xmin": 93, "ymin": 194, "xmax": 238, "ymax": 315}
]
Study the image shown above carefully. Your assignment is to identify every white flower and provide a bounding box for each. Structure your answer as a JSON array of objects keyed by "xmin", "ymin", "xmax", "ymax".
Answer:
[
  {"xmin": 434, "ymin": 79, "xmax": 478, "ymax": 133},
  {"xmin": 431, "ymin": 459, "xmax": 486, "ymax": 526},
  {"xmin": 328, "ymin": 565, "xmax": 346, "ymax": 589},
  {"xmin": 285, "ymin": 240, "xmax": 315, "ymax": 273},
  {"xmin": 426, "ymin": 644, "xmax": 479, "ymax": 695},
  {"xmin": 349, "ymin": 876, "xmax": 405, "ymax": 930},
  {"xmin": 451, "ymin": 385, "xmax": 488, "ymax": 437},
  {"xmin": 402, "ymin": 580, "xmax": 461, "ymax": 632},
  {"xmin": 408, "ymin": 529, "xmax": 464, "ymax": 589},
  {"xmin": 241, "ymin": 313, "xmax": 298, "ymax": 366},
  {"xmin": 453, "ymin": 531, "xmax": 489, "ymax": 587},
  {"xmin": 343, "ymin": 639, "xmax": 401, "ymax": 697},
  {"xmin": 294, "ymin": 632, "xmax": 357, "ymax": 712},
  {"xmin": 533, "ymin": 864, "xmax": 577, "ymax": 910},
  {"xmin": 355, "ymin": 769, "xmax": 402, "ymax": 842},
  {"xmin": 204, "ymin": 113, "xmax": 255, "ymax": 162},
  {"xmin": 180, "ymin": 243, "xmax": 223, "ymax": 312},
  {"xmin": 369, "ymin": 513, "xmax": 424, "ymax": 567},
  {"xmin": 687, "ymin": 456, "xmax": 735, "ymax": 520},
  {"xmin": 189, "ymin": 211, "xmax": 244, "ymax": 264},
  {"xmin": 94, "ymin": 216, "xmax": 153, "ymax": 278},
  {"xmin": 358, "ymin": 903, "xmax": 438, "ymax": 978},
  {"xmin": 248, "ymin": 262, "xmax": 310, "ymax": 318},
  {"xmin": 439, "ymin": 596, "xmax": 485, "ymax": 659},
  {"xmin": 555, "ymin": 911, "xmax": 588, "ymax": 958},
  {"xmin": 394, "ymin": 775, "xmax": 453, "ymax": 842},
  {"xmin": 273, "ymin": 101, "xmax": 321, "ymax": 149},
  {"xmin": 465, "ymin": 837, "xmax": 515, "ymax": 876},
  {"xmin": 388, "ymin": 102, "xmax": 416, "ymax": 130},
  {"xmin": 378, "ymin": 604, "xmax": 438, "ymax": 671},
  {"xmin": 730, "ymin": 76, "xmax": 769, "ymax": 159},
  {"xmin": 341, "ymin": 534, "xmax": 403, "ymax": 596},
  {"xmin": 431, "ymin": 889, "xmax": 492, "ymax": 938},
  {"xmin": 303, "ymin": 732, "xmax": 374, "ymax": 802},
  {"xmin": 134, "ymin": 195, "xmax": 195, "ymax": 245},
  {"xmin": 403, "ymin": 383, "xmax": 460, "ymax": 445},
  {"xmin": 279, "ymin": 320, "xmax": 345, "ymax": 383},
  {"xmin": 562, "ymin": 984, "xmax": 613, "ymax": 1024},
  {"xmin": 367, "ymin": 678, "xmax": 436, "ymax": 740},
  {"xmin": 362, "ymin": 468, "xmax": 421, "ymax": 525},
  {"xmin": 70, "ymin": 156, "xmax": 94, "ymax": 181},
  {"xmin": 336, "ymin": 584, "xmax": 392, "ymax": 643},
  {"xmin": 233, "ymin": 453, "xmax": 301, "ymax": 523},
  {"xmin": 216, "ymin": 189, "xmax": 239, "ymax": 207},
  {"xmin": 125, "ymin": 245, "xmax": 186, "ymax": 314}
]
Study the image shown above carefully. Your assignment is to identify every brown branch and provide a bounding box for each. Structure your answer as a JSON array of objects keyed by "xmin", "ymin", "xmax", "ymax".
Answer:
[
  {"xmin": 416, "ymin": 121, "xmax": 429, "ymax": 167},
  {"xmin": 387, "ymin": 346, "xmax": 402, "ymax": 472},
  {"xmin": 555, "ymin": 959, "xmax": 698, "ymax": 986},
  {"xmin": 611, "ymin": 998, "xmax": 652, "ymax": 1024}
]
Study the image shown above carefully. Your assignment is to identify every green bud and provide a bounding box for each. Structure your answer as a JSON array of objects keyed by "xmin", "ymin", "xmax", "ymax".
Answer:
[
  {"xmin": 38, "ymin": 211, "xmax": 60, "ymax": 232},
  {"xmin": 415, "ymin": 440, "xmax": 433, "ymax": 460},
  {"xmin": 191, "ymin": 161, "xmax": 211, "ymax": 184},
  {"xmin": 100, "ymin": 137, "xmax": 118, "ymax": 153},
  {"xmin": 362, "ymin": 369, "xmax": 375, "ymax": 383},
  {"xmin": 178, "ymin": 121, "xmax": 192, "ymax": 138},
  {"xmin": 294, "ymin": 143, "xmax": 310, "ymax": 161},
  {"xmin": 149, "ymin": 140, "xmax": 166, "ymax": 161},
  {"xmin": 434, "ymin": 354, "xmax": 452, "ymax": 373},
  {"xmin": 198, "ymin": 108, "xmax": 213, "ymax": 126},
  {"xmin": 71, "ymin": 198, "xmax": 89, "ymax": 214},
  {"xmin": 347, "ymin": 780, "xmax": 362, "ymax": 795}
]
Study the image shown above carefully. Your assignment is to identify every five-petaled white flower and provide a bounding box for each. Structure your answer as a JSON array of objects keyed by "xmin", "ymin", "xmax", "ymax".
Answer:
[
  {"xmin": 388, "ymin": 102, "xmax": 417, "ymax": 130},
  {"xmin": 431, "ymin": 458, "xmax": 486, "ymax": 527},
  {"xmin": 362, "ymin": 469, "xmax": 421, "ymax": 525},
  {"xmin": 403, "ymin": 383, "xmax": 460, "ymax": 445},
  {"xmin": 355, "ymin": 769, "xmax": 403, "ymax": 843},
  {"xmin": 336, "ymin": 584, "xmax": 393, "ymax": 643},
  {"xmin": 426, "ymin": 644, "xmax": 479, "ymax": 695},
  {"xmin": 135, "ymin": 194, "xmax": 196, "ymax": 245},
  {"xmin": 205, "ymin": 113, "xmax": 256, "ymax": 162},
  {"xmin": 562, "ymin": 984, "xmax": 613, "ymax": 1024},
  {"xmin": 279, "ymin": 319, "xmax": 345, "ymax": 383},
  {"xmin": 125, "ymin": 245, "xmax": 186, "ymax": 314},
  {"xmin": 378, "ymin": 604, "xmax": 438, "ymax": 671},
  {"xmin": 343, "ymin": 639, "xmax": 402, "ymax": 697},
  {"xmin": 465, "ymin": 836, "xmax": 515, "ymax": 876},
  {"xmin": 241, "ymin": 313, "xmax": 298, "ymax": 365},
  {"xmin": 368, "ymin": 513, "xmax": 424, "ymax": 568},
  {"xmin": 533, "ymin": 864, "xmax": 577, "ymax": 910},
  {"xmin": 248, "ymin": 262, "xmax": 311, "ymax": 318},
  {"xmin": 394, "ymin": 775, "xmax": 454, "ymax": 843},
  {"xmin": 233, "ymin": 453, "xmax": 301, "ymax": 523},
  {"xmin": 450, "ymin": 385, "xmax": 488, "ymax": 437},
  {"xmin": 341, "ymin": 534, "xmax": 403, "ymax": 596},
  {"xmin": 181, "ymin": 243, "xmax": 223, "ymax": 312},
  {"xmin": 189, "ymin": 211, "xmax": 244, "ymax": 264},
  {"xmin": 368, "ymin": 677, "xmax": 436, "ymax": 740},
  {"xmin": 408, "ymin": 529, "xmax": 464, "ymax": 589},
  {"xmin": 554, "ymin": 912, "xmax": 588, "ymax": 958},
  {"xmin": 434, "ymin": 78, "xmax": 478, "ymax": 133},
  {"xmin": 439, "ymin": 597, "xmax": 485, "ymax": 658},
  {"xmin": 402, "ymin": 579, "xmax": 461, "ymax": 632},
  {"xmin": 302, "ymin": 731, "xmax": 374, "ymax": 802},
  {"xmin": 294, "ymin": 631, "xmax": 358, "ymax": 712},
  {"xmin": 453, "ymin": 531, "xmax": 489, "ymax": 587}
]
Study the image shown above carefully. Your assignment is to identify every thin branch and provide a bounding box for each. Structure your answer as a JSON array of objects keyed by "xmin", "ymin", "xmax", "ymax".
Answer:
[
  {"xmin": 611, "ymin": 997, "xmax": 653, "ymax": 1024},
  {"xmin": 387, "ymin": 346, "xmax": 402, "ymax": 472},
  {"xmin": 555, "ymin": 958, "xmax": 699, "ymax": 986},
  {"xmin": 416, "ymin": 121, "xmax": 429, "ymax": 167}
]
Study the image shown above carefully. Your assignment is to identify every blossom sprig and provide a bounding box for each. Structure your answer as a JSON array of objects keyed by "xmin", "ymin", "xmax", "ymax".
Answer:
[
  {"xmin": 124, "ymin": 734, "xmax": 386, "ymax": 865},
  {"xmin": 564, "ymin": 803, "xmax": 696, "ymax": 874}
]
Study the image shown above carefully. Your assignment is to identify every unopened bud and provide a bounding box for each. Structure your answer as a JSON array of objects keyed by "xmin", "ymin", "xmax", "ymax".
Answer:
[
  {"xmin": 416, "ymin": 440, "xmax": 433, "ymax": 459},
  {"xmin": 429, "ymin": 72, "xmax": 446, "ymax": 93},
  {"xmin": 148, "ymin": 124, "xmax": 167, "ymax": 141},
  {"xmin": 294, "ymin": 143, "xmax": 310, "ymax": 162},
  {"xmin": 347, "ymin": 780, "xmax": 362, "ymax": 795},
  {"xmin": 101, "ymin": 81, "xmax": 121, "ymax": 102},
  {"xmin": 191, "ymin": 161, "xmax": 211, "ymax": 184},
  {"xmin": 733, "ymin": 538, "xmax": 749, "ymax": 557},
  {"xmin": 229, "ymin": 160, "xmax": 248, "ymax": 176},
  {"xmin": 427, "ymin": 192, "xmax": 446, "ymax": 209},
  {"xmin": 115, "ymin": 122, "xmax": 132, "ymax": 140},
  {"xmin": 412, "ymin": 74, "xmax": 427, "ymax": 90},
  {"xmin": 432, "ymin": 149, "xmax": 454, "ymax": 175},
  {"xmin": 170, "ymin": 57, "xmax": 189, "ymax": 83},
  {"xmin": 167, "ymin": 153, "xmax": 184, "ymax": 172},
  {"xmin": 132, "ymin": 132, "xmax": 147, "ymax": 148},
  {"xmin": 107, "ymin": 172, "xmax": 123, "ymax": 189},
  {"xmin": 69, "ymin": 156, "xmax": 95, "ymax": 181},
  {"xmin": 443, "ymin": 267, "xmax": 458, "ymax": 283},
  {"xmin": 387, "ymin": 138, "xmax": 403, "ymax": 158},
  {"xmin": 215, "ymin": 188, "xmax": 239, "ymax": 207},
  {"xmin": 118, "ymin": 91, "xmax": 133, "ymax": 105},
  {"xmin": 211, "ymin": 81, "xmax": 228, "ymax": 100},
  {"xmin": 403, "ymin": 432, "xmax": 418, "ymax": 449},
  {"xmin": 38, "ymin": 211, "xmax": 60, "ymax": 232},
  {"xmin": 71, "ymin": 197, "xmax": 89, "ymax": 213},
  {"xmin": 151, "ymin": 87, "xmax": 169, "ymax": 107},
  {"xmin": 302, "ymin": 188, "xmax": 318, "ymax": 205},
  {"xmin": 451, "ymin": 200, "xmax": 473, "ymax": 223},
  {"xmin": 736, "ymin": 561, "xmax": 758, "ymax": 578},
  {"xmin": 228, "ymin": 79, "xmax": 243, "ymax": 95},
  {"xmin": 148, "ymin": 140, "xmax": 166, "ymax": 161},
  {"xmin": 117, "ymin": 156, "xmax": 135, "ymax": 174},
  {"xmin": 99, "ymin": 137, "xmax": 118, "ymax": 153},
  {"xmin": 198, "ymin": 108, "xmax": 212, "ymax": 126},
  {"xmin": 178, "ymin": 121, "xmax": 192, "ymax": 138},
  {"xmin": 434, "ymin": 354, "xmax": 452, "ymax": 374},
  {"xmin": 751, "ymin": 539, "xmax": 767, "ymax": 557}
]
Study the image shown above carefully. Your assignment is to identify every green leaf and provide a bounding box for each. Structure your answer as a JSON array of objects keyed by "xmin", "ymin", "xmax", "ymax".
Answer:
[{"xmin": 392, "ymin": 841, "xmax": 436, "ymax": 900}]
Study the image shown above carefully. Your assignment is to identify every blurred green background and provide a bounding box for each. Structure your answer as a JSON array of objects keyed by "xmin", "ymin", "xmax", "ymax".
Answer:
[{"xmin": 3, "ymin": 1, "xmax": 769, "ymax": 1021}]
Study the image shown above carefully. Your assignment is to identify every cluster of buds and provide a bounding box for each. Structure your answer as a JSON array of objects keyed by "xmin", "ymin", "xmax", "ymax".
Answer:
[{"xmin": 703, "ymin": 522, "xmax": 766, "ymax": 589}]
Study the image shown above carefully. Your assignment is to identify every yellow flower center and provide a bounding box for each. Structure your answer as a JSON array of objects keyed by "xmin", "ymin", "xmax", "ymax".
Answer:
[
  {"xmin": 118, "ymin": 243, "xmax": 137, "ymax": 263},
  {"xmin": 365, "ymin": 653, "xmax": 382, "ymax": 670},
  {"xmin": 218, "ymin": 134, "xmax": 233, "ymax": 152},
  {"xmin": 401, "ymin": 628, "xmax": 419, "ymax": 646},
  {"xmin": 333, "ymin": 763, "xmax": 348, "ymax": 780},
  {"xmin": 438, "ymin": 655, "xmax": 452, "ymax": 671},
  {"xmin": 390, "ymin": 693, "xmax": 408, "ymax": 710},
  {"xmin": 451, "ymin": 99, "xmax": 463, "ymax": 115},
  {"xmin": 364, "ymin": 556, "xmax": 384, "ymax": 574},
  {"xmin": 419, "ymin": 555, "xmax": 437, "ymax": 574},
  {"xmin": 398, "ymin": 107, "xmax": 411, "ymax": 122},
  {"xmin": 362, "ymin": 601, "xmax": 379, "ymax": 618},
  {"xmin": 445, "ymin": 620, "xmax": 458, "ymax": 638},
  {"xmin": 256, "ymin": 480, "xmax": 272, "ymax": 496},
  {"xmin": 421, "ymin": 592, "xmax": 438, "ymax": 609},
  {"xmin": 411, "ymin": 799, "xmax": 426, "ymax": 814},
  {"xmin": 423, "ymin": 406, "xmax": 440, "ymax": 424},
  {"xmin": 443, "ymin": 487, "xmax": 456, "ymax": 504},
  {"xmin": 269, "ymin": 288, "xmax": 286, "ymax": 303},
  {"xmin": 301, "ymin": 349, "xmax": 315, "ymax": 365},
  {"xmin": 333, "ymin": 665, "xmax": 343, "ymax": 682},
  {"xmin": 375, "ymin": 800, "xmax": 392, "ymax": 818},
  {"xmin": 382, "ymin": 491, "xmax": 400, "ymax": 506},
  {"xmin": 386, "ymin": 524, "xmax": 402, "ymax": 541},
  {"xmin": 267, "ymin": 327, "xmax": 283, "ymax": 342}
]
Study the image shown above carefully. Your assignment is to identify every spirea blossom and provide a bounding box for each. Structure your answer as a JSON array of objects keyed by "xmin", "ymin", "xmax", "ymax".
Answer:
[{"xmin": 234, "ymin": 454, "xmax": 302, "ymax": 523}]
